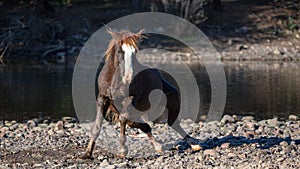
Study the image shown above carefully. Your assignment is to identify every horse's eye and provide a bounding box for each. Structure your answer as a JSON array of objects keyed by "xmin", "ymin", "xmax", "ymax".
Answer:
[{"xmin": 117, "ymin": 48, "xmax": 124, "ymax": 54}]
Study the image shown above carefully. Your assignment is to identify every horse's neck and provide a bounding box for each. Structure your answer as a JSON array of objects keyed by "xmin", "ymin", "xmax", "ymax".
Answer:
[
  {"xmin": 99, "ymin": 57, "xmax": 117, "ymax": 83},
  {"xmin": 100, "ymin": 54, "xmax": 142, "ymax": 82}
]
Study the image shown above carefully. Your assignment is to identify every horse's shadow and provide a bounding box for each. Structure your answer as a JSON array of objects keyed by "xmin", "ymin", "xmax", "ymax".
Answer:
[{"xmin": 173, "ymin": 135, "xmax": 300, "ymax": 151}]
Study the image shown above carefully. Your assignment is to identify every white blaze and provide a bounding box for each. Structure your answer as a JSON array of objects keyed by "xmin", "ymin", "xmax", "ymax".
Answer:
[{"xmin": 121, "ymin": 43, "xmax": 135, "ymax": 84}]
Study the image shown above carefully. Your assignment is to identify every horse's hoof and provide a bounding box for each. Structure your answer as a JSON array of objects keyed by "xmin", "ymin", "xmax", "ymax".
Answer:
[
  {"xmin": 153, "ymin": 142, "xmax": 163, "ymax": 153},
  {"xmin": 191, "ymin": 144, "xmax": 202, "ymax": 151},
  {"xmin": 79, "ymin": 152, "xmax": 92, "ymax": 159},
  {"xmin": 117, "ymin": 146, "xmax": 128, "ymax": 158},
  {"xmin": 116, "ymin": 153, "xmax": 126, "ymax": 158}
]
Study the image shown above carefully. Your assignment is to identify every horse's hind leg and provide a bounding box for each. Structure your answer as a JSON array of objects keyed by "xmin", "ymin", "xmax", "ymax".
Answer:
[
  {"xmin": 80, "ymin": 96, "xmax": 107, "ymax": 159},
  {"xmin": 127, "ymin": 121, "xmax": 162, "ymax": 153},
  {"xmin": 166, "ymin": 94, "xmax": 202, "ymax": 150}
]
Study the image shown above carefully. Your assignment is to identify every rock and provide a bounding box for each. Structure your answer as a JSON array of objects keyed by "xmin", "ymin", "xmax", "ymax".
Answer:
[
  {"xmin": 43, "ymin": 120, "xmax": 49, "ymax": 124},
  {"xmin": 221, "ymin": 115, "xmax": 236, "ymax": 124},
  {"xmin": 273, "ymin": 49, "xmax": 281, "ymax": 55},
  {"xmin": 0, "ymin": 131, "xmax": 5, "ymax": 138},
  {"xmin": 32, "ymin": 127, "xmax": 42, "ymax": 131},
  {"xmin": 99, "ymin": 160, "xmax": 110, "ymax": 168},
  {"xmin": 221, "ymin": 143, "xmax": 230, "ymax": 149},
  {"xmin": 104, "ymin": 165, "xmax": 115, "ymax": 169},
  {"xmin": 4, "ymin": 121, "xmax": 12, "ymax": 127},
  {"xmin": 62, "ymin": 117, "xmax": 77, "ymax": 123},
  {"xmin": 256, "ymin": 126, "xmax": 264, "ymax": 134},
  {"xmin": 56, "ymin": 130, "xmax": 65, "ymax": 135},
  {"xmin": 33, "ymin": 164, "xmax": 44, "ymax": 168},
  {"xmin": 9, "ymin": 123, "xmax": 19, "ymax": 131},
  {"xmin": 1, "ymin": 126, "xmax": 9, "ymax": 132},
  {"xmin": 5, "ymin": 131, "xmax": 14, "ymax": 137},
  {"xmin": 267, "ymin": 118, "xmax": 279, "ymax": 127},
  {"xmin": 0, "ymin": 165, "xmax": 10, "ymax": 169},
  {"xmin": 245, "ymin": 122, "xmax": 256, "ymax": 130},
  {"xmin": 204, "ymin": 149, "xmax": 217, "ymax": 157},
  {"xmin": 289, "ymin": 115, "xmax": 299, "ymax": 121},
  {"xmin": 277, "ymin": 157, "xmax": 285, "ymax": 162},
  {"xmin": 47, "ymin": 129, "xmax": 55, "ymax": 136},
  {"xmin": 66, "ymin": 164, "xmax": 77, "ymax": 169},
  {"xmin": 242, "ymin": 116, "xmax": 254, "ymax": 121},
  {"xmin": 244, "ymin": 131, "xmax": 255, "ymax": 138},
  {"xmin": 279, "ymin": 141, "xmax": 289, "ymax": 147},
  {"xmin": 197, "ymin": 154, "xmax": 204, "ymax": 161},
  {"xmin": 55, "ymin": 121, "xmax": 64, "ymax": 130},
  {"xmin": 227, "ymin": 153, "xmax": 237, "ymax": 158},
  {"xmin": 27, "ymin": 120, "xmax": 37, "ymax": 128},
  {"xmin": 64, "ymin": 123, "xmax": 74, "ymax": 128},
  {"xmin": 38, "ymin": 123, "xmax": 48, "ymax": 129}
]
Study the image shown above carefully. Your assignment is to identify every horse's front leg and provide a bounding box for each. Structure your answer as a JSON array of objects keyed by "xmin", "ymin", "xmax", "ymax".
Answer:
[
  {"xmin": 80, "ymin": 96, "xmax": 106, "ymax": 159},
  {"xmin": 117, "ymin": 96, "xmax": 133, "ymax": 158},
  {"xmin": 118, "ymin": 118, "xmax": 128, "ymax": 158}
]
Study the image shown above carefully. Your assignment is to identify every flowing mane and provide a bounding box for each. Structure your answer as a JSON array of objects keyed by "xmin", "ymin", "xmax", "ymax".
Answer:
[{"xmin": 105, "ymin": 29, "xmax": 144, "ymax": 61}]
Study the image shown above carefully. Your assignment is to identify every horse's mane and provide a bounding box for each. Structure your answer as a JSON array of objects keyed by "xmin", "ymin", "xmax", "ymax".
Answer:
[{"xmin": 105, "ymin": 29, "xmax": 144, "ymax": 61}]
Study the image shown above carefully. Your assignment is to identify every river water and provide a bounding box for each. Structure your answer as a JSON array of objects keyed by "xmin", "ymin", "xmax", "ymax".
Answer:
[{"xmin": 0, "ymin": 61, "xmax": 299, "ymax": 121}]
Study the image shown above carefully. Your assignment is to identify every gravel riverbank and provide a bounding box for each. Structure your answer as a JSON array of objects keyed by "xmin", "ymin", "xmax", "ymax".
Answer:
[{"xmin": 0, "ymin": 115, "xmax": 299, "ymax": 168}]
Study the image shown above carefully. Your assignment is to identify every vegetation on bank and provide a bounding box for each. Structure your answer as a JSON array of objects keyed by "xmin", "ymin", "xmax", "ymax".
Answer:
[{"xmin": 0, "ymin": 0, "xmax": 299, "ymax": 64}]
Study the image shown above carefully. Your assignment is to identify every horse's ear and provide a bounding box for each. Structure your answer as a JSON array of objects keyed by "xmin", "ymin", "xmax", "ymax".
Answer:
[
  {"xmin": 107, "ymin": 28, "xmax": 118, "ymax": 38},
  {"xmin": 135, "ymin": 29, "xmax": 146, "ymax": 40}
]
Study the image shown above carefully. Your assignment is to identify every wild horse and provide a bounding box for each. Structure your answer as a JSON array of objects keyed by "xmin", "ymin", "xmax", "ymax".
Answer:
[{"xmin": 81, "ymin": 29, "xmax": 200, "ymax": 158}]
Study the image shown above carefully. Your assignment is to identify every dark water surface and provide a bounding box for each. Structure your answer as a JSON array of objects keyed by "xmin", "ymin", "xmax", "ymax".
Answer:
[{"xmin": 0, "ymin": 62, "xmax": 299, "ymax": 121}]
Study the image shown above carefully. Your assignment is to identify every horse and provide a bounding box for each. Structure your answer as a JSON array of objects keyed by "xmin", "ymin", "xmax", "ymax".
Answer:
[{"xmin": 80, "ymin": 29, "xmax": 200, "ymax": 159}]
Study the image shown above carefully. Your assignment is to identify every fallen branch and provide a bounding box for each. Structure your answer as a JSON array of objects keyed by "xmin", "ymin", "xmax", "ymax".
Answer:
[
  {"xmin": 1, "ymin": 25, "xmax": 29, "ymax": 31},
  {"xmin": 42, "ymin": 43, "xmax": 65, "ymax": 57},
  {"xmin": 0, "ymin": 44, "xmax": 8, "ymax": 64}
]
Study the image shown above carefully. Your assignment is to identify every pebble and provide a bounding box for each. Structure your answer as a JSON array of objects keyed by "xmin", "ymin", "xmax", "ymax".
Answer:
[
  {"xmin": 221, "ymin": 143, "xmax": 230, "ymax": 149},
  {"xmin": 227, "ymin": 153, "xmax": 237, "ymax": 158},
  {"xmin": 65, "ymin": 123, "xmax": 74, "ymax": 128},
  {"xmin": 38, "ymin": 124, "xmax": 48, "ymax": 129},
  {"xmin": 0, "ymin": 115, "xmax": 299, "ymax": 168},
  {"xmin": 267, "ymin": 118, "xmax": 279, "ymax": 127},
  {"xmin": 279, "ymin": 141, "xmax": 289, "ymax": 147},
  {"xmin": 56, "ymin": 130, "xmax": 65, "ymax": 135},
  {"xmin": 99, "ymin": 160, "xmax": 110, "ymax": 168},
  {"xmin": 204, "ymin": 149, "xmax": 217, "ymax": 157},
  {"xmin": 289, "ymin": 115, "xmax": 299, "ymax": 121},
  {"xmin": 245, "ymin": 122, "xmax": 256, "ymax": 130},
  {"xmin": 27, "ymin": 120, "xmax": 37, "ymax": 128},
  {"xmin": 62, "ymin": 117, "xmax": 77, "ymax": 123},
  {"xmin": 55, "ymin": 121, "xmax": 64, "ymax": 130},
  {"xmin": 242, "ymin": 116, "xmax": 254, "ymax": 121},
  {"xmin": 5, "ymin": 131, "xmax": 14, "ymax": 137},
  {"xmin": 277, "ymin": 157, "xmax": 285, "ymax": 162},
  {"xmin": 0, "ymin": 165, "xmax": 10, "ymax": 169},
  {"xmin": 273, "ymin": 49, "xmax": 281, "ymax": 55},
  {"xmin": 221, "ymin": 115, "xmax": 236, "ymax": 124}
]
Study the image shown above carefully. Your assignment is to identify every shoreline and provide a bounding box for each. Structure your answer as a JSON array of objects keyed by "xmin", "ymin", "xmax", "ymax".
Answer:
[{"xmin": 0, "ymin": 115, "xmax": 299, "ymax": 168}]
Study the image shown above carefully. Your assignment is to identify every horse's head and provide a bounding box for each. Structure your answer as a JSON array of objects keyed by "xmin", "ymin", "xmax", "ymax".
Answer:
[{"xmin": 105, "ymin": 29, "xmax": 144, "ymax": 84}]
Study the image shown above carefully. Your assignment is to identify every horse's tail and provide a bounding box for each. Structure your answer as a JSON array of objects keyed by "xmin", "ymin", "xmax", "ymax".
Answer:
[
  {"xmin": 162, "ymin": 78, "xmax": 180, "ymax": 97},
  {"xmin": 103, "ymin": 104, "xmax": 120, "ymax": 124}
]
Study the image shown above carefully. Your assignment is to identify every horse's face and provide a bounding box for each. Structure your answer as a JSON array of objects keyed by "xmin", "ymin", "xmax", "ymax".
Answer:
[
  {"xmin": 106, "ymin": 29, "xmax": 144, "ymax": 85},
  {"xmin": 114, "ymin": 42, "xmax": 136, "ymax": 85},
  {"xmin": 120, "ymin": 43, "xmax": 136, "ymax": 84}
]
